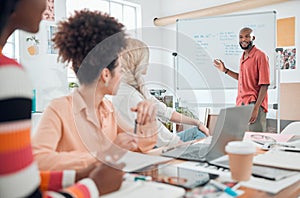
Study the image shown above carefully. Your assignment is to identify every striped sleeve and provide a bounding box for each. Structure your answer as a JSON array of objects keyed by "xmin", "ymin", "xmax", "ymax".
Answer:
[
  {"xmin": 62, "ymin": 179, "xmax": 99, "ymax": 198},
  {"xmin": 42, "ymin": 178, "xmax": 99, "ymax": 198},
  {"xmin": 40, "ymin": 170, "xmax": 76, "ymax": 191},
  {"xmin": 0, "ymin": 61, "xmax": 41, "ymax": 197},
  {"xmin": 0, "ymin": 56, "xmax": 99, "ymax": 198}
]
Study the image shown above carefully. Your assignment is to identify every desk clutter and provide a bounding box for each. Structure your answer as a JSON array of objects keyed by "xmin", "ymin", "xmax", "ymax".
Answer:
[
  {"xmin": 156, "ymin": 131, "xmax": 300, "ymax": 196},
  {"xmin": 175, "ymin": 159, "xmax": 300, "ymax": 195},
  {"xmin": 101, "ymin": 131, "xmax": 300, "ymax": 197},
  {"xmin": 245, "ymin": 132, "xmax": 300, "ymax": 171}
]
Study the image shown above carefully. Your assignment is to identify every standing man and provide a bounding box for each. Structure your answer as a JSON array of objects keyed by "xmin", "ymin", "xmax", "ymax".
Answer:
[{"xmin": 214, "ymin": 27, "xmax": 270, "ymax": 132}]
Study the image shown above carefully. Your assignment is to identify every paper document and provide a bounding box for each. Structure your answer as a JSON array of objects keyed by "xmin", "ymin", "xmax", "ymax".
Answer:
[
  {"xmin": 241, "ymin": 173, "xmax": 300, "ymax": 194},
  {"xmin": 102, "ymin": 180, "xmax": 185, "ymax": 198},
  {"xmin": 210, "ymin": 155, "xmax": 296, "ymax": 181},
  {"xmin": 116, "ymin": 151, "xmax": 173, "ymax": 172},
  {"xmin": 254, "ymin": 150, "xmax": 300, "ymax": 171}
]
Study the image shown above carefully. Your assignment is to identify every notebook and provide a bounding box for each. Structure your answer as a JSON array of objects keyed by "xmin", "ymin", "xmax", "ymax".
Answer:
[
  {"xmin": 210, "ymin": 155, "xmax": 296, "ymax": 181},
  {"xmin": 253, "ymin": 150, "xmax": 300, "ymax": 171},
  {"xmin": 162, "ymin": 105, "xmax": 253, "ymax": 162}
]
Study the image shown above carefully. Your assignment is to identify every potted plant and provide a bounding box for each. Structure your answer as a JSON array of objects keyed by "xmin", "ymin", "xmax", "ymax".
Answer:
[{"xmin": 26, "ymin": 35, "xmax": 40, "ymax": 56}]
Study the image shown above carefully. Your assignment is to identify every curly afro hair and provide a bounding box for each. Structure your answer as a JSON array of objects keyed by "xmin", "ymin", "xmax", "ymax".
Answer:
[{"xmin": 53, "ymin": 9, "xmax": 126, "ymax": 85}]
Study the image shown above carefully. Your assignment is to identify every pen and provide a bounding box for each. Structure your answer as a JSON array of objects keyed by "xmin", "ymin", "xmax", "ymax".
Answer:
[
  {"xmin": 162, "ymin": 145, "xmax": 181, "ymax": 153},
  {"xmin": 134, "ymin": 119, "xmax": 137, "ymax": 134},
  {"xmin": 277, "ymin": 143, "xmax": 296, "ymax": 148},
  {"xmin": 210, "ymin": 180, "xmax": 238, "ymax": 197},
  {"xmin": 162, "ymin": 143, "xmax": 188, "ymax": 153},
  {"xmin": 134, "ymin": 175, "xmax": 152, "ymax": 181},
  {"xmin": 124, "ymin": 173, "xmax": 152, "ymax": 181},
  {"xmin": 279, "ymin": 147, "xmax": 300, "ymax": 153}
]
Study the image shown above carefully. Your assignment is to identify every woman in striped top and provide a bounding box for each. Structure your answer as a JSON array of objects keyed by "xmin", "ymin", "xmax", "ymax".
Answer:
[{"xmin": 0, "ymin": 0, "xmax": 124, "ymax": 197}]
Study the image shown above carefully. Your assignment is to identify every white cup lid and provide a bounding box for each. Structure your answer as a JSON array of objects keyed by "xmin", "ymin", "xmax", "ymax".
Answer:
[{"xmin": 225, "ymin": 141, "xmax": 256, "ymax": 154}]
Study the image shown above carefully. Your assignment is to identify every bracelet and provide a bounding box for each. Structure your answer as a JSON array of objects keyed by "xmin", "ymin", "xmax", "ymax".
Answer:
[{"xmin": 224, "ymin": 68, "xmax": 229, "ymax": 74}]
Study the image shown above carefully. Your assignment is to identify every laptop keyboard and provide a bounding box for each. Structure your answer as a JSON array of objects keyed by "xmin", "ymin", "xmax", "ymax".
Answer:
[
  {"xmin": 163, "ymin": 143, "xmax": 210, "ymax": 161},
  {"xmin": 180, "ymin": 150, "xmax": 205, "ymax": 161}
]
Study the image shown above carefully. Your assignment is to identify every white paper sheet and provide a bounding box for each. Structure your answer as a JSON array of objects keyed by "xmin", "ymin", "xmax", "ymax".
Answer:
[
  {"xmin": 116, "ymin": 151, "xmax": 173, "ymax": 172},
  {"xmin": 241, "ymin": 174, "xmax": 300, "ymax": 194},
  {"xmin": 102, "ymin": 180, "xmax": 185, "ymax": 198},
  {"xmin": 254, "ymin": 150, "xmax": 300, "ymax": 171}
]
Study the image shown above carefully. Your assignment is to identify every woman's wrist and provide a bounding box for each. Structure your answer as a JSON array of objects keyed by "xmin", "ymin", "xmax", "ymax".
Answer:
[{"xmin": 196, "ymin": 120, "xmax": 203, "ymax": 127}]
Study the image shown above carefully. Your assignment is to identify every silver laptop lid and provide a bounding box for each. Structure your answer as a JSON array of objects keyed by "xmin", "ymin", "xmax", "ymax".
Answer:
[
  {"xmin": 161, "ymin": 105, "xmax": 253, "ymax": 161},
  {"xmin": 205, "ymin": 105, "xmax": 253, "ymax": 161}
]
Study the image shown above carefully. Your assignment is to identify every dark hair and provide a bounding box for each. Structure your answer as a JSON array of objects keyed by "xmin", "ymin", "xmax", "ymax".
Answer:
[
  {"xmin": 53, "ymin": 10, "xmax": 126, "ymax": 85},
  {"xmin": 0, "ymin": 0, "xmax": 20, "ymax": 34}
]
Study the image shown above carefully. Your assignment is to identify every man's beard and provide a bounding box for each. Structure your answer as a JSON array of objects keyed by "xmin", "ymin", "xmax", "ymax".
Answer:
[{"xmin": 239, "ymin": 41, "xmax": 253, "ymax": 50}]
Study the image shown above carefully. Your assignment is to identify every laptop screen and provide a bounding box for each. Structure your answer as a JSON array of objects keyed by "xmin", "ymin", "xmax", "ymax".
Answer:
[{"xmin": 205, "ymin": 105, "xmax": 253, "ymax": 161}]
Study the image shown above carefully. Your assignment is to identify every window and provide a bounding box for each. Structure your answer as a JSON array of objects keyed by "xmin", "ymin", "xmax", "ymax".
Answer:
[
  {"xmin": 66, "ymin": 0, "xmax": 141, "ymax": 85},
  {"xmin": 2, "ymin": 32, "xmax": 19, "ymax": 60},
  {"xmin": 66, "ymin": 0, "xmax": 109, "ymax": 14},
  {"xmin": 66, "ymin": 0, "xmax": 140, "ymax": 31}
]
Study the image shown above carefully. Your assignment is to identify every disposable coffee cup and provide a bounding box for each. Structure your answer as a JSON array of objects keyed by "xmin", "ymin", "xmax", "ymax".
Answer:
[{"xmin": 225, "ymin": 141, "xmax": 256, "ymax": 181}]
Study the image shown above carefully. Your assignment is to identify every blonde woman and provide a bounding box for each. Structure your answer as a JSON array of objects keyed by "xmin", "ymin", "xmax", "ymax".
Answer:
[{"xmin": 112, "ymin": 38, "xmax": 209, "ymax": 147}]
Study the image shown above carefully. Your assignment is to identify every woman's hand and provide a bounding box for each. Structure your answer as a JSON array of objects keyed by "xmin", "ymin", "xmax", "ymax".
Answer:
[
  {"xmin": 197, "ymin": 121, "xmax": 210, "ymax": 136},
  {"xmin": 114, "ymin": 132, "xmax": 138, "ymax": 151},
  {"xmin": 131, "ymin": 100, "xmax": 157, "ymax": 125},
  {"xmin": 130, "ymin": 100, "xmax": 158, "ymax": 151},
  {"xmin": 75, "ymin": 163, "xmax": 98, "ymax": 182},
  {"xmin": 89, "ymin": 163, "xmax": 125, "ymax": 195}
]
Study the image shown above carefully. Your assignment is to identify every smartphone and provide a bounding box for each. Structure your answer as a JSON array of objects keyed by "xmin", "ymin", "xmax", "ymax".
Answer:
[
  {"xmin": 177, "ymin": 167, "xmax": 211, "ymax": 189},
  {"xmin": 157, "ymin": 167, "xmax": 217, "ymax": 189}
]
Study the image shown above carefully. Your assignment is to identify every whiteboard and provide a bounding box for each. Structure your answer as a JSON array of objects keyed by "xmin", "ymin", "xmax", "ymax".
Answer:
[{"xmin": 176, "ymin": 11, "xmax": 276, "ymax": 90}]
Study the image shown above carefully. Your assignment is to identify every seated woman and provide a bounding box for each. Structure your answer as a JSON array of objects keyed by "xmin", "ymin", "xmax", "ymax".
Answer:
[
  {"xmin": 112, "ymin": 38, "xmax": 209, "ymax": 147},
  {"xmin": 32, "ymin": 10, "xmax": 158, "ymax": 171}
]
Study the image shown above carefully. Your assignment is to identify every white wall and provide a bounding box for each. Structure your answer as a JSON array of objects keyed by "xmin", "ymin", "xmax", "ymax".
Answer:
[
  {"xmin": 19, "ymin": 0, "xmax": 68, "ymax": 111},
  {"xmin": 140, "ymin": 0, "xmax": 300, "ymax": 116}
]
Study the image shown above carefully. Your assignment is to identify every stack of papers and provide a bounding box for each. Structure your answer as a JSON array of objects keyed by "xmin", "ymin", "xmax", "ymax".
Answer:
[
  {"xmin": 115, "ymin": 151, "xmax": 173, "ymax": 172},
  {"xmin": 254, "ymin": 150, "xmax": 300, "ymax": 171},
  {"xmin": 241, "ymin": 174, "xmax": 300, "ymax": 194}
]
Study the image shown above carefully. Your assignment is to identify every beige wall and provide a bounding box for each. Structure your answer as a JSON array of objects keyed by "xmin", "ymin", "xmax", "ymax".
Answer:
[{"xmin": 280, "ymin": 83, "xmax": 300, "ymax": 120}]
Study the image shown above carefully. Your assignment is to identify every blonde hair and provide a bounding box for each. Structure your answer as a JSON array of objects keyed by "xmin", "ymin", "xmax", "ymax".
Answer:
[{"xmin": 120, "ymin": 38, "xmax": 151, "ymax": 99}]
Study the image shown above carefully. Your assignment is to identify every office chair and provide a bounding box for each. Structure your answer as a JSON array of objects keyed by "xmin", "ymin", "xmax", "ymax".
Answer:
[{"xmin": 281, "ymin": 121, "xmax": 300, "ymax": 135}]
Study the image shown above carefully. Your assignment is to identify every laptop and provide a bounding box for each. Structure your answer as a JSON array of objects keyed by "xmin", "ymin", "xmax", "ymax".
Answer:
[
  {"xmin": 161, "ymin": 105, "xmax": 253, "ymax": 162},
  {"xmin": 162, "ymin": 105, "xmax": 297, "ymax": 181}
]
